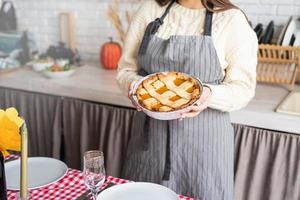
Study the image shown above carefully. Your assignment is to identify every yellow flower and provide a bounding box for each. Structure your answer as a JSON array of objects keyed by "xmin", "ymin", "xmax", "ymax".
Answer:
[{"xmin": 0, "ymin": 108, "xmax": 24, "ymax": 156}]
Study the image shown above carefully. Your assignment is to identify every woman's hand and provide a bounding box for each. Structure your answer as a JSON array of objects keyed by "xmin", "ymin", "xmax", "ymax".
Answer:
[
  {"xmin": 128, "ymin": 80, "xmax": 143, "ymax": 111},
  {"xmin": 180, "ymin": 86, "xmax": 212, "ymax": 120}
]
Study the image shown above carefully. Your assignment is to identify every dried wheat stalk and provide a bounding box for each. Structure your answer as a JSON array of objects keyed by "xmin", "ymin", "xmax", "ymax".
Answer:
[
  {"xmin": 106, "ymin": 0, "xmax": 141, "ymax": 45},
  {"xmin": 106, "ymin": 0, "xmax": 125, "ymax": 43},
  {"xmin": 125, "ymin": 11, "xmax": 133, "ymax": 27}
]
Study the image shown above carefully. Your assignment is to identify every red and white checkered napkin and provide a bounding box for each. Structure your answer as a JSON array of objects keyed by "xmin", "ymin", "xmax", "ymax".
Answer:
[
  {"xmin": 4, "ymin": 154, "xmax": 19, "ymax": 160},
  {"xmin": 7, "ymin": 169, "xmax": 86, "ymax": 200},
  {"xmin": 5, "ymin": 155, "xmax": 194, "ymax": 200}
]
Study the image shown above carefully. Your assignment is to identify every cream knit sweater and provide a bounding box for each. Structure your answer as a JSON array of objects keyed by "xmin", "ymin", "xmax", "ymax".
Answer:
[{"xmin": 116, "ymin": 1, "xmax": 258, "ymax": 112}]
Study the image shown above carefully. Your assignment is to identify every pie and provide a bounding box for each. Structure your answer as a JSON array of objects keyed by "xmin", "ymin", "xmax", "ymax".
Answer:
[{"xmin": 135, "ymin": 72, "xmax": 201, "ymax": 112}]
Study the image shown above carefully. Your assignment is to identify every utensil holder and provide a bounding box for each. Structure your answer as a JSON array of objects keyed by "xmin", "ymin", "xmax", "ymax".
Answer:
[{"xmin": 257, "ymin": 44, "xmax": 300, "ymax": 90}]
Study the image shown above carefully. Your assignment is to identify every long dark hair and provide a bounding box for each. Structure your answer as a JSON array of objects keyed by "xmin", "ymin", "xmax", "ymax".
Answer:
[{"xmin": 155, "ymin": 0, "xmax": 238, "ymax": 12}]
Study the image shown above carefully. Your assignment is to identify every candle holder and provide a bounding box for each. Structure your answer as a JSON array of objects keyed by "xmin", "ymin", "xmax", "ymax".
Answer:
[{"xmin": 15, "ymin": 191, "xmax": 30, "ymax": 200}]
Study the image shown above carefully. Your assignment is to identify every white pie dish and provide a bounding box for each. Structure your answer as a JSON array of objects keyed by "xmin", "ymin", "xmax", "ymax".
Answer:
[{"xmin": 132, "ymin": 72, "xmax": 203, "ymax": 120}]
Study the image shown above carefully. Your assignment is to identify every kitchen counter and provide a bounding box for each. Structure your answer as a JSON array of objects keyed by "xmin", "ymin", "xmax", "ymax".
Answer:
[{"xmin": 1, "ymin": 64, "xmax": 299, "ymax": 134}]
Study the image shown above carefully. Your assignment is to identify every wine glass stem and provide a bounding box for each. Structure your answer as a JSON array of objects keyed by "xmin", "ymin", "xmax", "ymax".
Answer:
[{"xmin": 91, "ymin": 190, "xmax": 97, "ymax": 200}]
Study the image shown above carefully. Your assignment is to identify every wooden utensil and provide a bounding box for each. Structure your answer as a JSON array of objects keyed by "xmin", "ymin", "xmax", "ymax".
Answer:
[{"xmin": 59, "ymin": 12, "xmax": 76, "ymax": 51}]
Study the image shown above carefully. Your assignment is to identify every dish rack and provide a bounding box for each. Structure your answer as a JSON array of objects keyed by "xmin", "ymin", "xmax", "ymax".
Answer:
[{"xmin": 257, "ymin": 44, "xmax": 300, "ymax": 90}]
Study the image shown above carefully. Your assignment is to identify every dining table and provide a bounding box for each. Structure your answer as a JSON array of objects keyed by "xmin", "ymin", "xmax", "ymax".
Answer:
[{"xmin": 5, "ymin": 154, "xmax": 195, "ymax": 200}]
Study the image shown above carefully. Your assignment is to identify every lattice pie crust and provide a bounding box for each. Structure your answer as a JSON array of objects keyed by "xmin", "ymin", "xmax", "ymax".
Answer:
[{"xmin": 136, "ymin": 72, "xmax": 201, "ymax": 112}]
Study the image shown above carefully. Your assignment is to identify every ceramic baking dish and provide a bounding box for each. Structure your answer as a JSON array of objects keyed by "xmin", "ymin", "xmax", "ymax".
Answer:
[{"xmin": 131, "ymin": 72, "xmax": 203, "ymax": 120}]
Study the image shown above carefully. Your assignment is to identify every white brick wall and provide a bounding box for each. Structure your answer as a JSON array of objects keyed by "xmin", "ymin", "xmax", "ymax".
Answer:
[
  {"xmin": 234, "ymin": 0, "xmax": 300, "ymax": 28},
  {"xmin": 8, "ymin": 0, "xmax": 300, "ymax": 61}
]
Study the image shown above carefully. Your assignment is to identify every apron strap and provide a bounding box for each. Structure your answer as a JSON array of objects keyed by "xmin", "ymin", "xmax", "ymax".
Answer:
[
  {"xmin": 139, "ymin": 0, "xmax": 176, "ymax": 55},
  {"xmin": 203, "ymin": 3, "xmax": 214, "ymax": 36},
  {"xmin": 159, "ymin": 0, "xmax": 175, "ymax": 22},
  {"xmin": 162, "ymin": 122, "xmax": 171, "ymax": 181},
  {"xmin": 142, "ymin": 116, "xmax": 150, "ymax": 151}
]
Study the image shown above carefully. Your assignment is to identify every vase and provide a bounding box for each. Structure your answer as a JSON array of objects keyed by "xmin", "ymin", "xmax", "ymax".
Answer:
[{"xmin": 0, "ymin": 152, "xmax": 7, "ymax": 200}]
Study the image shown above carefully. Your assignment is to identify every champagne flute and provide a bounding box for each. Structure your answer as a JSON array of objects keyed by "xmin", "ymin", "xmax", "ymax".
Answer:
[{"xmin": 83, "ymin": 151, "xmax": 106, "ymax": 200}]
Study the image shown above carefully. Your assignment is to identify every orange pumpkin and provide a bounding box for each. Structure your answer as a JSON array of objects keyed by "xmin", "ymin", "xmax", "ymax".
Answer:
[{"xmin": 100, "ymin": 37, "xmax": 122, "ymax": 70}]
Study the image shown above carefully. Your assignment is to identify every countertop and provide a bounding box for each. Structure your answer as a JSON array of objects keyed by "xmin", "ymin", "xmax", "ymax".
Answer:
[{"xmin": 1, "ymin": 64, "xmax": 299, "ymax": 134}]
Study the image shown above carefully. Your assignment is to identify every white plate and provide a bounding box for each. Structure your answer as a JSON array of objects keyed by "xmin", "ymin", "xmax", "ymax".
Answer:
[
  {"xmin": 5, "ymin": 157, "xmax": 68, "ymax": 190},
  {"xmin": 42, "ymin": 68, "xmax": 75, "ymax": 79},
  {"xmin": 282, "ymin": 17, "xmax": 300, "ymax": 47},
  {"xmin": 277, "ymin": 16, "xmax": 292, "ymax": 45},
  {"xmin": 97, "ymin": 182, "xmax": 180, "ymax": 200}
]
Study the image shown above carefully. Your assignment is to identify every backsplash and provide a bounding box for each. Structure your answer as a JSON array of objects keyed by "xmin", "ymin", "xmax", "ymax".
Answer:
[{"xmin": 8, "ymin": 0, "xmax": 300, "ymax": 61}]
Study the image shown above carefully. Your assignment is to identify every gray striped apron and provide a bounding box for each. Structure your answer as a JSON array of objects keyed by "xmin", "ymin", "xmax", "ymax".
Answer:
[{"xmin": 122, "ymin": 1, "xmax": 234, "ymax": 199}]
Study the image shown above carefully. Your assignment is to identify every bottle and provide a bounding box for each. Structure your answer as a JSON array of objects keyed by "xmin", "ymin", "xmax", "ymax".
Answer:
[{"xmin": 0, "ymin": 153, "xmax": 7, "ymax": 200}]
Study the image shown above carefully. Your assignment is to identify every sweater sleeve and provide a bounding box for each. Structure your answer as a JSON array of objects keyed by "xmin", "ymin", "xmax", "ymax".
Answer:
[
  {"xmin": 116, "ymin": 1, "xmax": 151, "ymax": 95},
  {"xmin": 206, "ymin": 10, "xmax": 258, "ymax": 112}
]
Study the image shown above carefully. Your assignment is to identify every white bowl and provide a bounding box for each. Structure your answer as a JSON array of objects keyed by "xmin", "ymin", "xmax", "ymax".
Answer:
[
  {"xmin": 132, "ymin": 72, "xmax": 203, "ymax": 120},
  {"xmin": 42, "ymin": 68, "xmax": 75, "ymax": 79},
  {"xmin": 32, "ymin": 61, "xmax": 54, "ymax": 71},
  {"xmin": 56, "ymin": 59, "xmax": 69, "ymax": 66}
]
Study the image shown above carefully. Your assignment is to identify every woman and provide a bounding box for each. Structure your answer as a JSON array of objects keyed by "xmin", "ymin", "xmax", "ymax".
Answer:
[{"xmin": 117, "ymin": 0, "xmax": 257, "ymax": 199}]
